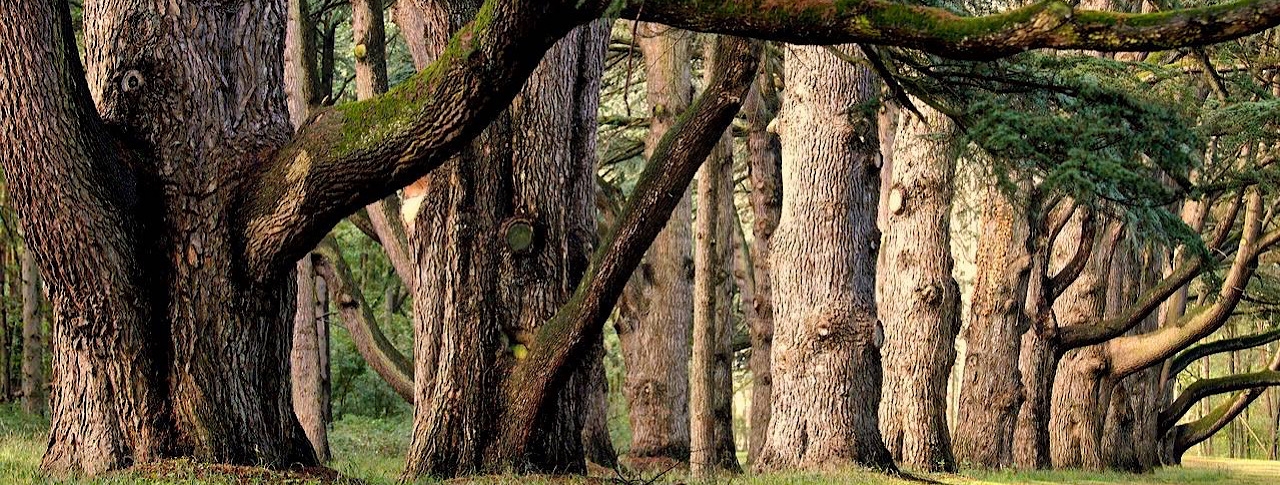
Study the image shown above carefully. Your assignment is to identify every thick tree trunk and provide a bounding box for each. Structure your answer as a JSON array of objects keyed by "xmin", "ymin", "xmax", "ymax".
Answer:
[
  {"xmin": 876, "ymin": 101, "xmax": 961, "ymax": 472},
  {"xmin": 2, "ymin": 1, "xmax": 315, "ymax": 474},
  {"xmin": 954, "ymin": 182, "xmax": 1032, "ymax": 469},
  {"xmin": 615, "ymin": 23, "xmax": 694, "ymax": 464},
  {"xmin": 743, "ymin": 59, "xmax": 780, "ymax": 467},
  {"xmin": 756, "ymin": 45, "xmax": 894, "ymax": 472},
  {"xmin": 400, "ymin": 1, "xmax": 609, "ymax": 475},
  {"xmin": 20, "ymin": 248, "xmax": 45, "ymax": 415}
]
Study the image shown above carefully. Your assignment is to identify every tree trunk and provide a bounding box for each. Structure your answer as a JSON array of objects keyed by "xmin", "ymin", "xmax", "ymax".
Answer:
[
  {"xmin": 400, "ymin": 1, "xmax": 609, "ymax": 476},
  {"xmin": 1, "ymin": 1, "xmax": 316, "ymax": 474},
  {"xmin": 615, "ymin": 22, "xmax": 694, "ymax": 464},
  {"xmin": 0, "ymin": 240, "xmax": 9, "ymax": 401},
  {"xmin": 291, "ymin": 257, "xmax": 330, "ymax": 461},
  {"xmin": 876, "ymin": 101, "xmax": 961, "ymax": 472},
  {"xmin": 20, "ymin": 247, "xmax": 45, "ymax": 415},
  {"xmin": 691, "ymin": 61, "xmax": 741, "ymax": 473},
  {"xmin": 744, "ymin": 62, "xmax": 781, "ymax": 467},
  {"xmin": 954, "ymin": 181, "xmax": 1033, "ymax": 469},
  {"xmin": 755, "ymin": 45, "xmax": 894, "ymax": 472}
]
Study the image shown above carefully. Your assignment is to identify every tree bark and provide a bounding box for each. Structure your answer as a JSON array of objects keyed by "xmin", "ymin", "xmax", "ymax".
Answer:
[
  {"xmin": 400, "ymin": 0, "xmax": 610, "ymax": 476},
  {"xmin": 876, "ymin": 101, "xmax": 961, "ymax": 472},
  {"xmin": 691, "ymin": 48, "xmax": 741, "ymax": 473},
  {"xmin": 743, "ymin": 61, "xmax": 781, "ymax": 467},
  {"xmin": 756, "ymin": 45, "xmax": 894, "ymax": 472},
  {"xmin": 615, "ymin": 22, "xmax": 694, "ymax": 464},
  {"xmin": 954, "ymin": 181, "xmax": 1032, "ymax": 469},
  {"xmin": 291, "ymin": 257, "xmax": 330, "ymax": 462},
  {"xmin": 20, "ymin": 247, "xmax": 45, "ymax": 415}
]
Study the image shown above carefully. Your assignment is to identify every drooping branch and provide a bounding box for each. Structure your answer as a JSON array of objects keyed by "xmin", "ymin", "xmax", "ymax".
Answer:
[
  {"xmin": 240, "ymin": 0, "xmax": 606, "ymax": 275},
  {"xmin": 487, "ymin": 35, "xmax": 763, "ymax": 465},
  {"xmin": 1159, "ymin": 369, "xmax": 1280, "ymax": 432},
  {"xmin": 311, "ymin": 237, "xmax": 414, "ymax": 401},
  {"xmin": 1168, "ymin": 327, "xmax": 1280, "ymax": 378},
  {"xmin": 624, "ymin": 0, "xmax": 1280, "ymax": 59}
]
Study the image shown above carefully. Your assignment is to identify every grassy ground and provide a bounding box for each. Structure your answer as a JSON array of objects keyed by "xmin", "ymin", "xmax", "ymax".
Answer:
[{"xmin": 1, "ymin": 405, "xmax": 1276, "ymax": 484}]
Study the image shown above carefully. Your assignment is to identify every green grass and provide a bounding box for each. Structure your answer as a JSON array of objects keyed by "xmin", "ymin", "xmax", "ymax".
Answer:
[{"xmin": 0, "ymin": 405, "xmax": 1277, "ymax": 484}]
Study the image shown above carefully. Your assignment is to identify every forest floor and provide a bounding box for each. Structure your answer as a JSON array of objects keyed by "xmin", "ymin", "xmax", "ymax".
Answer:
[{"xmin": 1, "ymin": 405, "xmax": 1277, "ymax": 484}]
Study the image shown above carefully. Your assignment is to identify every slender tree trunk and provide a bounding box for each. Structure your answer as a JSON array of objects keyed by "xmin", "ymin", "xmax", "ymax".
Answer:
[
  {"xmin": 291, "ymin": 257, "xmax": 329, "ymax": 461},
  {"xmin": 691, "ymin": 58, "xmax": 741, "ymax": 473},
  {"xmin": 615, "ymin": 22, "xmax": 694, "ymax": 465},
  {"xmin": 0, "ymin": 242, "xmax": 9, "ymax": 401},
  {"xmin": 744, "ymin": 61, "xmax": 780, "ymax": 467},
  {"xmin": 756, "ymin": 45, "xmax": 894, "ymax": 472},
  {"xmin": 954, "ymin": 181, "xmax": 1032, "ymax": 469},
  {"xmin": 20, "ymin": 247, "xmax": 45, "ymax": 415},
  {"xmin": 876, "ymin": 101, "xmax": 961, "ymax": 472}
]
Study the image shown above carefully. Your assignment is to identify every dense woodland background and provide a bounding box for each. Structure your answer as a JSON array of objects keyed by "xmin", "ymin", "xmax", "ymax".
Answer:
[{"xmin": 5, "ymin": 0, "xmax": 1280, "ymax": 483}]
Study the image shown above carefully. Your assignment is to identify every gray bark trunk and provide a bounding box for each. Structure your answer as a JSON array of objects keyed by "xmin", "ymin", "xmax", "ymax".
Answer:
[
  {"xmin": 876, "ymin": 101, "xmax": 961, "ymax": 472},
  {"xmin": 954, "ymin": 181, "xmax": 1032, "ymax": 469},
  {"xmin": 615, "ymin": 22, "xmax": 694, "ymax": 465},
  {"xmin": 756, "ymin": 45, "xmax": 894, "ymax": 472},
  {"xmin": 743, "ymin": 59, "xmax": 780, "ymax": 467}
]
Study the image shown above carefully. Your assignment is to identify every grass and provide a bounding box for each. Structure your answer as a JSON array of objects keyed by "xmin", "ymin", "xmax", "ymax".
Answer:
[{"xmin": 0, "ymin": 405, "xmax": 1277, "ymax": 484}]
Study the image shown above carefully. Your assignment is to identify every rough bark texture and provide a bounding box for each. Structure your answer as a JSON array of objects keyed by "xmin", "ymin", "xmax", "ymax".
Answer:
[
  {"xmin": 756, "ymin": 45, "xmax": 894, "ymax": 472},
  {"xmin": 744, "ymin": 63, "xmax": 781, "ymax": 467},
  {"xmin": 21, "ymin": 248, "xmax": 45, "ymax": 415},
  {"xmin": 400, "ymin": 0, "xmax": 609, "ymax": 476},
  {"xmin": 1043, "ymin": 214, "xmax": 1116, "ymax": 470},
  {"xmin": 876, "ymin": 102, "xmax": 961, "ymax": 472},
  {"xmin": 954, "ymin": 183, "xmax": 1032, "ymax": 469},
  {"xmin": 615, "ymin": 23, "xmax": 694, "ymax": 464},
  {"xmin": 691, "ymin": 64, "xmax": 741, "ymax": 474}
]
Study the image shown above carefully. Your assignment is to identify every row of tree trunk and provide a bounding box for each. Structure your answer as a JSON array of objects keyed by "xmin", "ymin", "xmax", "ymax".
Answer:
[{"xmin": 9, "ymin": 0, "xmax": 1280, "ymax": 480}]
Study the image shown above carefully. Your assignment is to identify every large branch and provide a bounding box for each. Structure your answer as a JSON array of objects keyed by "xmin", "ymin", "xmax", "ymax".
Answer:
[
  {"xmin": 625, "ymin": 0, "xmax": 1280, "ymax": 59},
  {"xmin": 240, "ymin": 0, "xmax": 604, "ymax": 275},
  {"xmin": 1107, "ymin": 191, "xmax": 1280, "ymax": 378},
  {"xmin": 311, "ymin": 237, "xmax": 414, "ymax": 401},
  {"xmin": 1159, "ymin": 369, "xmax": 1280, "ymax": 431},
  {"xmin": 1168, "ymin": 327, "xmax": 1280, "ymax": 378},
  {"xmin": 486, "ymin": 35, "xmax": 763, "ymax": 465},
  {"xmin": 1056, "ymin": 192, "xmax": 1254, "ymax": 350},
  {"xmin": 1169, "ymin": 343, "xmax": 1280, "ymax": 454}
]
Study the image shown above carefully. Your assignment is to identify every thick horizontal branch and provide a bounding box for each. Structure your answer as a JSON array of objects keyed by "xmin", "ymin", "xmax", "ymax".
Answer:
[
  {"xmin": 1160, "ymin": 369, "xmax": 1280, "ymax": 432},
  {"xmin": 1169, "ymin": 344, "xmax": 1280, "ymax": 456},
  {"xmin": 312, "ymin": 237, "xmax": 414, "ymax": 401},
  {"xmin": 1107, "ymin": 191, "xmax": 1280, "ymax": 378},
  {"xmin": 1169, "ymin": 327, "xmax": 1280, "ymax": 378},
  {"xmin": 1172, "ymin": 390, "xmax": 1256, "ymax": 455},
  {"xmin": 239, "ymin": 0, "xmax": 604, "ymax": 275},
  {"xmin": 625, "ymin": 0, "xmax": 1280, "ymax": 60},
  {"xmin": 488, "ymin": 35, "xmax": 763, "ymax": 465},
  {"xmin": 1056, "ymin": 252, "xmax": 1208, "ymax": 349}
]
